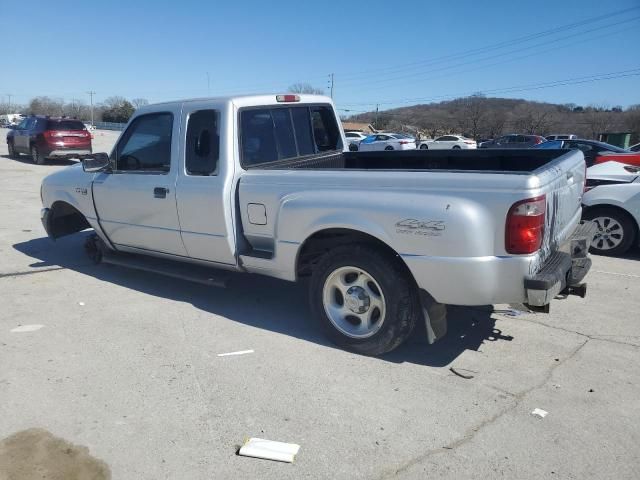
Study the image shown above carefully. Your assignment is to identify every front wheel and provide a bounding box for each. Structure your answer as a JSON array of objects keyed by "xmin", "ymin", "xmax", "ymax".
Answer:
[
  {"xmin": 584, "ymin": 207, "xmax": 636, "ymax": 256},
  {"xmin": 419, "ymin": 144, "xmax": 428, "ymax": 150},
  {"xmin": 310, "ymin": 244, "xmax": 420, "ymax": 355},
  {"xmin": 7, "ymin": 141, "xmax": 18, "ymax": 158}
]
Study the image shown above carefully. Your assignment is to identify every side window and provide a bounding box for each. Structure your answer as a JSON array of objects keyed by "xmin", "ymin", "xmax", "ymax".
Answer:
[
  {"xmin": 186, "ymin": 110, "xmax": 219, "ymax": 176},
  {"xmin": 435, "ymin": 136, "xmax": 446, "ymax": 141},
  {"xmin": 310, "ymin": 106, "xmax": 341, "ymax": 152},
  {"xmin": 241, "ymin": 109, "xmax": 279, "ymax": 166},
  {"xmin": 115, "ymin": 112, "xmax": 173, "ymax": 172}
]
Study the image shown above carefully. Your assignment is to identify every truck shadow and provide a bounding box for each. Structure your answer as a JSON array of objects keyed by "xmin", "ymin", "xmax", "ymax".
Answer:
[{"xmin": 13, "ymin": 233, "xmax": 513, "ymax": 367}]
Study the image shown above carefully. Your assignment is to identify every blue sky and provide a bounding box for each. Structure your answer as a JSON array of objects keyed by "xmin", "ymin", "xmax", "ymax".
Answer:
[{"xmin": 2, "ymin": 0, "xmax": 639, "ymax": 113}]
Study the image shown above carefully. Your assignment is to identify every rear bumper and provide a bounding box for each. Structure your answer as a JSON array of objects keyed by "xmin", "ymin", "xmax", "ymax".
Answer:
[
  {"xmin": 45, "ymin": 148, "xmax": 92, "ymax": 158},
  {"xmin": 524, "ymin": 221, "xmax": 597, "ymax": 309}
]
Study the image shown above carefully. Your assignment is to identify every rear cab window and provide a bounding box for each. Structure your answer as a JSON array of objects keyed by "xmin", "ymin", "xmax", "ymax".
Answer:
[{"xmin": 240, "ymin": 105, "xmax": 341, "ymax": 168}]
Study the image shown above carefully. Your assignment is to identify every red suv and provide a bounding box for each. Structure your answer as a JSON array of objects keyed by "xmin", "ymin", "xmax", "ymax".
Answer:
[{"xmin": 6, "ymin": 116, "xmax": 92, "ymax": 164}]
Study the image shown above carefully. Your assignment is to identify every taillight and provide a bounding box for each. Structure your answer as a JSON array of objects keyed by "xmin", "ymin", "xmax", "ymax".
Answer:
[
  {"xmin": 399, "ymin": 140, "xmax": 409, "ymax": 144},
  {"xmin": 505, "ymin": 195, "xmax": 546, "ymax": 254},
  {"xmin": 276, "ymin": 94, "xmax": 300, "ymax": 102},
  {"xmin": 464, "ymin": 140, "xmax": 475, "ymax": 144},
  {"xmin": 43, "ymin": 130, "xmax": 59, "ymax": 141}
]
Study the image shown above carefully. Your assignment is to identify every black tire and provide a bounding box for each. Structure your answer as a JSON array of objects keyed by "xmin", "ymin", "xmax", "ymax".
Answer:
[
  {"xmin": 349, "ymin": 143, "xmax": 358, "ymax": 152},
  {"xmin": 7, "ymin": 141, "xmax": 18, "ymax": 158},
  {"xmin": 419, "ymin": 144, "xmax": 428, "ymax": 150},
  {"xmin": 309, "ymin": 244, "xmax": 420, "ymax": 356},
  {"xmin": 452, "ymin": 145, "xmax": 461, "ymax": 149},
  {"xmin": 31, "ymin": 145, "xmax": 46, "ymax": 165},
  {"xmin": 384, "ymin": 145, "xmax": 394, "ymax": 151},
  {"xmin": 584, "ymin": 207, "xmax": 636, "ymax": 256}
]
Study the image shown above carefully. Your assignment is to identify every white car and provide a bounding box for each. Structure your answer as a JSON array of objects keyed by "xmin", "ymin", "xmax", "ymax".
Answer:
[
  {"xmin": 344, "ymin": 131, "xmax": 369, "ymax": 150},
  {"xmin": 357, "ymin": 133, "xmax": 417, "ymax": 151},
  {"xmin": 420, "ymin": 135, "xmax": 477, "ymax": 150},
  {"xmin": 545, "ymin": 134, "xmax": 578, "ymax": 141},
  {"xmin": 583, "ymin": 162, "xmax": 640, "ymax": 255}
]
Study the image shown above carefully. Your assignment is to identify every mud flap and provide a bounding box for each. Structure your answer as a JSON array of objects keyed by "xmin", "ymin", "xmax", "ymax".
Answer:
[{"xmin": 420, "ymin": 290, "xmax": 447, "ymax": 344}]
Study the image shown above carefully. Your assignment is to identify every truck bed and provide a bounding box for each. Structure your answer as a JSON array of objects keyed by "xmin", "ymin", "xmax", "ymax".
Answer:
[{"xmin": 246, "ymin": 149, "xmax": 567, "ymax": 173}]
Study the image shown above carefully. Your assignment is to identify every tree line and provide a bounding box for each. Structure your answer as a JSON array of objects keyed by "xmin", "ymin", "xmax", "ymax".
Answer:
[
  {"xmin": 347, "ymin": 94, "xmax": 640, "ymax": 142},
  {"xmin": 0, "ymin": 96, "xmax": 149, "ymax": 124}
]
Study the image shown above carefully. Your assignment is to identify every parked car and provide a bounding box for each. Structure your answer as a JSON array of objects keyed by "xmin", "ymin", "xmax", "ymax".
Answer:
[
  {"xmin": 545, "ymin": 134, "xmax": 578, "ymax": 141},
  {"xmin": 420, "ymin": 135, "xmax": 476, "ymax": 150},
  {"xmin": 534, "ymin": 139, "xmax": 639, "ymax": 167},
  {"xmin": 358, "ymin": 133, "xmax": 416, "ymax": 151},
  {"xmin": 628, "ymin": 142, "xmax": 640, "ymax": 152},
  {"xmin": 583, "ymin": 162, "xmax": 640, "ymax": 255},
  {"xmin": 7, "ymin": 116, "xmax": 92, "ymax": 164},
  {"xmin": 40, "ymin": 93, "xmax": 593, "ymax": 355},
  {"xmin": 479, "ymin": 134, "xmax": 545, "ymax": 149},
  {"xmin": 344, "ymin": 131, "xmax": 369, "ymax": 151}
]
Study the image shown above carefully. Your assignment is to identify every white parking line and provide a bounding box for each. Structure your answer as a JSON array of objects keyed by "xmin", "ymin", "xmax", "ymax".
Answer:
[
  {"xmin": 592, "ymin": 270, "xmax": 640, "ymax": 279},
  {"xmin": 217, "ymin": 349, "xmax": 254, "ymax": 357}
]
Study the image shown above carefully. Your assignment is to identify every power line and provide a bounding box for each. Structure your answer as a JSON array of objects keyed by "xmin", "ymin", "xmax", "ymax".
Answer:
[
  {"xmin": 333, "ymin": 5, "xmax": 640, "ymax": 82},
  {"xmin": 340, "ymin": 68, "xmax": 640, "ymax": 109},
  {"xmin": 337, "ymin": 15, "xmax": 640, "ymax": 89}
]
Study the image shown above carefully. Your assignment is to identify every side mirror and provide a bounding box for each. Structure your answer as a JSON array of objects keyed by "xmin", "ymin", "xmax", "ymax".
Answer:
[{"xmin": 82, "ymin": 152, "xmax": 111, "ymax": 173}]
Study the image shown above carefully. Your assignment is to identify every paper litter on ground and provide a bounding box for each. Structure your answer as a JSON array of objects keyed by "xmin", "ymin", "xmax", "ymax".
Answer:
[
  {"xmin": 217, "ymin": 349, "xmax": 254, "ymax": 357},
  {"xmin": 10, "ymin": 324, "xmax": 44, "ymax": 333},
  {"xmin": 238, "ymin": 437, "xmax": 300, "ymax": 463},
  {"xmin": 531, "ymin": 408, "xmax": 548, "ymax": 418}
]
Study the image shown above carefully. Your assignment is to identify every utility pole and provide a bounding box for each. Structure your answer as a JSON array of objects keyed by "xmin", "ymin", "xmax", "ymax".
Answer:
[
  {"xmin": 374, "ymin": 104, "xmax": 379, "ymax": 129},
  {"xmin": 328, "ymin": 73, "xmax": 334, "ymax": 98},
  {"xmin": 5, "ymin": 94, "xmax": 13, "ymax": 113},
  {"xmin": 86, "ymin": 91, "xmax": 96, "ymax": 126}
]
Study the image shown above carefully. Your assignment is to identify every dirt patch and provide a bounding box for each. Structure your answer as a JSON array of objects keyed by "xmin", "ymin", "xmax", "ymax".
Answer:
[{"xmin": 0, "ymin": 428, "xmax": 110, "ymax": 480}]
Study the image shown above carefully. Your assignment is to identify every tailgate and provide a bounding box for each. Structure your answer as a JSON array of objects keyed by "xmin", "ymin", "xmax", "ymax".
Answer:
[{"xmin": 538, "ymin": 150, "xmax": 586, "ymax": 260}]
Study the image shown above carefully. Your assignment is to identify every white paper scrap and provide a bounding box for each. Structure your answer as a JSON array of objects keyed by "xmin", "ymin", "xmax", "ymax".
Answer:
[
  {"xmin": 531, "ymin": 408, "xmax": 548, "ymax": 418},
  {"xmin": 217, "ymin": 349, "xmax": 254, "ymax": 357},
  {"xmin": 238, "ymin": 437, "xmax": 300, "ymax": 463},
  {"xmin": 10, "ymin": 324, "xmax": 44, "ymax": 333}
]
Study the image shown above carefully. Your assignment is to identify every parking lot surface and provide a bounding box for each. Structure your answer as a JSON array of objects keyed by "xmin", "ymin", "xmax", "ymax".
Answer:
[{"xmin": 1, "ymin": 129, "xmax": 639, "ymax": 479}]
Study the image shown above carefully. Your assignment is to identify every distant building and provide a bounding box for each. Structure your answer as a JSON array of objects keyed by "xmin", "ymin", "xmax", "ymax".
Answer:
[{"xmin": 342, "ymin": 122, "xmax": 377, "ymax": 133}]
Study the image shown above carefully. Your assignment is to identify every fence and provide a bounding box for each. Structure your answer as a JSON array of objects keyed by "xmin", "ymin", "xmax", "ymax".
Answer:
[{"xmin": 93, "ymin": 121, "xmax": 126, "ymax": 131}]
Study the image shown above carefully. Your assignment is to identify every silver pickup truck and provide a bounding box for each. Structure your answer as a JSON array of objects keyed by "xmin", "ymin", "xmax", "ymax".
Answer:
[{"xmin": 40, "ymin": 94, "xmax": 594, "ymax": 355}]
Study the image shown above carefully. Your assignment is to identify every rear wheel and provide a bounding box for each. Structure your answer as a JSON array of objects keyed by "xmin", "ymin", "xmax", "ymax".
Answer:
[
  {"xmin": 310, "ymin": 244, "xmax": 420, "ymax": 356},
  {"xmin": 419, "ymin": 144, "xmax": 428, "ymax": 150},
  {"xmin": 384, "ymin": 145, "xmax": 394, "ymax": 151},
  {"xmin": 7, "ymin": 141, "xmax": 18, "ymax": 158},
  {"xmin": 452, "ymin": 145, "xmax": 461, "ymax": 149},
  {"xmin": 584, "ymin": 207, "xmax": 636, "ymax": 256},
  {"xmin": 31, "ymin": 145, "xmax": 46, "ymax": 165}
]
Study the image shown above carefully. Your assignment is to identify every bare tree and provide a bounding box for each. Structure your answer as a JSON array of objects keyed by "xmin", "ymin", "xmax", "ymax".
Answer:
[
  {"xmin": 131, "ymin": 98, "xmax": 149, "ymax": 108},
  {"xmin": 583, "ymin": 106, "xmax": 614, "ymax": 139},
  {"xmin": 485, "ymin": 111, "xmax": 507, "ymax": 139},
  {"xmin": 28, "ymin": 96, "xmax": 65, "ymax": 116},
  {"xmin": 454, "ymin": 94, "xmax": 487, "ymax": 139},
  {"xmin": 288, "ymin": 83, "xmax": 325, "ymax": 95},
  {"xmin": 511, "ymin": 104, "xmax": 554, "ymax": 134}
]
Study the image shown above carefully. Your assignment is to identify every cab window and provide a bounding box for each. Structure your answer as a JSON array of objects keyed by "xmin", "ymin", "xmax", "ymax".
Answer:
[
  {"xmin": 115, "ymin": 113, "xmax": 173, "ymax": 173},
  {"xmin": 185, "ymin": 110, "xmax": 219, "ymax": 176}
]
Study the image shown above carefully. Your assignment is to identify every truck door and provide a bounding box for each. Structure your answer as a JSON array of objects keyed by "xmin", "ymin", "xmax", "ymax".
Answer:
[
  {"xmin": 174, "ymin": 103, "xmax": 236, "ymax": 265},
  {"xmin": 92, "ymin": 108, "xmax": 188, "ymax": 256}
]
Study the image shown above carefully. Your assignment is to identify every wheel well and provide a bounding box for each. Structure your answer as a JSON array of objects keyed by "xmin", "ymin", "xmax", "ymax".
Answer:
[
  {"xmin": 48, "ymin": 201, "xmax": 91, "ymax": 239},
  {"xmin": 296, "ymin": 228, "xmax": 406, "ymax": 278},
  {"xmin": 584, "ymin": 204, "xmax": 639, "ymax": 241}
]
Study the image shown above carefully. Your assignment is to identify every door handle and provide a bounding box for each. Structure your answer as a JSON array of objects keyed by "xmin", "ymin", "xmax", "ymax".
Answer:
[{"xmin": 154, "ymin": 187, "xmax": 169, "ymax": 198}]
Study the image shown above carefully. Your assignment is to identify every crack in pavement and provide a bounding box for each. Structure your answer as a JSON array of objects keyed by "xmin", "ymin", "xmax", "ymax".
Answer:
[
  {"xmin": 0, "ymin": 267, "xmax": 66, "ymax": 279},
  {"xmin": 376, "ymin": 338, "xmax": 591, "ymax": 480},
  {"xmin": 515, "ymin": 316, "xmax": 640, "ymax": 348}
]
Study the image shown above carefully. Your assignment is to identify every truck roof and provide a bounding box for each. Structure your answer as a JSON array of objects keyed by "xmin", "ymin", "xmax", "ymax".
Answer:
[{"xmin": 145, "ymin": 93, "xmax": 333, "ymax": 109}]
